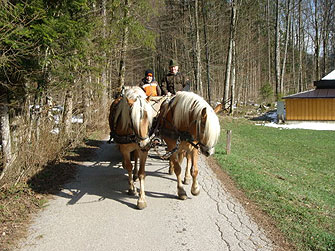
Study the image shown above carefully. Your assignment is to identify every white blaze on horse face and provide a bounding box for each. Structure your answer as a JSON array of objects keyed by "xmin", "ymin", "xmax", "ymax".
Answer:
[
  {"xmin": 137, "ymin": 109, "xmax": 151, "ymax": 149},
  {"xmin": 139, "ymin": 112, "xmax": 148, "ymax": 135}
]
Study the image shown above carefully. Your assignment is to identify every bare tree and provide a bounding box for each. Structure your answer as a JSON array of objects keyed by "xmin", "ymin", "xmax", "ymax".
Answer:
[
  {"xmin": 118, "ymin": 0, "xmax": 130, "ymax": 88},
  {"xmin": 313, "ymin": 0, "xmax": 320, "ymax": 80},
  {"xmin": 298, "ymin": 0, "xmax": 303, "ymax": 92},
  {"xmin": 101, "ymin": 0, "xmax": 108, "ymax": 111},
  {"xmin": 223, "ymin": 0, "xmax": 237, "ymax": 109},
  {"xmin": 0, "ymin": 94, "xmax": 13, "ymax": 181},
  {"xmin": 62, "ymin": 89, "xmax": 73, "ymax": 137},
  {"xmin": 267, "ymin": 0, "xmax": 272, "ymax": 86},
  {"xmin": 201, "ymin": 0, "xmax": 211, "ymax": 103},
  {"xmin": 275, "ymin": 0, "xmax": 281, "ymax": 99},
  {"xmin": 280, "ymin": 0, "xmax": 292, "ymax": 93},
  {"xmin": 194, "ymin": 0, "xmax": 203, "ymax": 96}
]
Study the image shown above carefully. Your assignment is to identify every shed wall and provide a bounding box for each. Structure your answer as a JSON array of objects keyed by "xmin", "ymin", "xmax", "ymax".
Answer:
[{"xmin": 285, "ymin": 98, "xmax": 335, "ymax": 120}]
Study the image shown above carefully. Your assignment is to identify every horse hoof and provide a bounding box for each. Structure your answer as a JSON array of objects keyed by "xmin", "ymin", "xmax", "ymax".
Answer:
[
  {"xmin": 191, "ymin": 187, "xmax": 200, "ymax": 196},
  {"xmin": 183, "ymin": 177, "xmax": 192, "ymax": 185},
  {"xmin": 137, "ymin": 201, "xmax": 147, "ymax": 210},
  {"xmin": 178, "ymin": 189, "xmax": 187, "ymax": 200},
  {"xmin": 128, "ymin": 189, "xmax": 138, "ymax": 196}
]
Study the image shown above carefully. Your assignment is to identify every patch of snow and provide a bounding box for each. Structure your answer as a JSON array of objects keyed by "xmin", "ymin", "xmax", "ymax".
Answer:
[
  {"xmin": 257, "ymin": 110, "xmax": 335, "ymax": 131},
  {"xmin": 50, "ymin": 128, "xmax": 59, "ymax": 134},
  {"xmin": 72, "ymin": 114, "xmax": 83, "ymax": 124},
  {"xmin": 53, "ymin": 115, "xmax": 60, "ymax": 124},
  {"xmin": 321, "ymin": 70, "xmax": 335, "ymax": 80},
  {"xmin": 261, "ymin": 122, "xmax": 335, "ymax": 131},
  {"xmin": 51, "ymin": 105, "xmax": 63, "ymax": 112}
]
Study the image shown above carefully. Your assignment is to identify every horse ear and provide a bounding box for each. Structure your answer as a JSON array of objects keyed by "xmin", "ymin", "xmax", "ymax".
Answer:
[
  {"xmin": 127, "ymin": 98, "xmax": 135, "ymax": 106},
  {"xmin": 214, "ymin": 103, "xmax": 222, "ymax": 114}
]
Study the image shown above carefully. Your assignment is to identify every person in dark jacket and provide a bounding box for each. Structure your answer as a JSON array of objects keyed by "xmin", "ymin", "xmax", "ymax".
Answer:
[
  {"xmin": 140, "ymin": 69, "xmax": 161, "ymax": 97},
  {"xmin": 161, "ymin": 59, "xmax": 190, "ymax": 95}
]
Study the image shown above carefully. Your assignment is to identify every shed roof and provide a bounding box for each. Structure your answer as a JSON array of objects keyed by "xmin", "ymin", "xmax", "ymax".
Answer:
[{"xmin": 283, "ymin": 89, "xmax": 335, "ymax": 99}]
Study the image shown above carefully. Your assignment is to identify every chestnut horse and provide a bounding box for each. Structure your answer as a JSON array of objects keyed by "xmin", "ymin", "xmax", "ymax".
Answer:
[
  {"xmin": 108, "ymin": 86, "xmax": 154, "ymax": 209},
  {"xmin": 157, "ymin": 91, "xmax": 221, "ymax": 199}
]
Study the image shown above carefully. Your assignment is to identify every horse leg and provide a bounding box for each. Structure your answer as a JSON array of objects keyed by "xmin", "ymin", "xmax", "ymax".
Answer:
[
  {"xmin": 169, "ymin": 159, "xmax": 174, "ymax": 175},
  {"xmin": 171, "ymin": 153, "xmax": 187, "ymax": 200},
  {"xmin": 137, "ymin": 150, "xmax": 148, "ymax": 209},
  {"xmin": 132, "ymin": 150, "xmax": 139, "ymax": 182},
  {"xmin": 183, "ymin": 152, "xmax": 192, "ymax": 185},
  {"xmin": 120, "ymin": 147, "xmax": 137, "ymax": 196},
  {"xmin": 164, "ymin": 137, "xmax": 176, "ymax": 175},
  {"xmin": 190, "ymin": 149, "xmax": 200, "ymax": 196}
]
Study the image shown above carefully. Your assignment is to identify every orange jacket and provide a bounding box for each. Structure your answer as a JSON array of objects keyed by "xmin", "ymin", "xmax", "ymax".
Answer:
[{"xmin": 141, "ymin": 80, "xmax": 161, "ymax": 96}]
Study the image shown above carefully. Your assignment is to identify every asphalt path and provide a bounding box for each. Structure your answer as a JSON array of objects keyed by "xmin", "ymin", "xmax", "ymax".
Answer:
[{"xmin": 18, "ymin": 140, "xmax": 275, "ymax": 251}]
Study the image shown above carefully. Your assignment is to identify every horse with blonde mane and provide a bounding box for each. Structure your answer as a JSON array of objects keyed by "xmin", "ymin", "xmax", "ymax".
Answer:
[
  {"xmin": 108, "ymin": 86, "xmax": 154, "ymax": 209},
  {"xmin": 157, "ymin": 91, "xmax": 221, "ymax": 199}
]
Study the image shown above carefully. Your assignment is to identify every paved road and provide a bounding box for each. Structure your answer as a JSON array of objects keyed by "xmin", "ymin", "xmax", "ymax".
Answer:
[{"xmin": 18, "ymin": 140, "xmax": 274, "ymax": 251}]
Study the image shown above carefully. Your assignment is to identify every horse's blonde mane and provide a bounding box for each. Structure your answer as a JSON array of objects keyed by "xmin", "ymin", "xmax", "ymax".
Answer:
[
  {"xmin": 114, "ymin": 86, "xmax": 153, "ymax": 133},
  {"xmin": 171, "ymin": 91, "xmax": 220, "ymax": 148}
]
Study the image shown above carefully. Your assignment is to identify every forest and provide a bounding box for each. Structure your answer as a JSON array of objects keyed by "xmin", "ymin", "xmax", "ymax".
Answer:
[{"xmin": 1, "ymin": 0, "xmax": 334, "ymax": 185}]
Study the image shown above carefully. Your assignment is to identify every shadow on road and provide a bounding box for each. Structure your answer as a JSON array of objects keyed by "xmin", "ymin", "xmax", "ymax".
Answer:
[{"xmin": 28, "ymin": 139, "xmax": 176, "ymax": 209}]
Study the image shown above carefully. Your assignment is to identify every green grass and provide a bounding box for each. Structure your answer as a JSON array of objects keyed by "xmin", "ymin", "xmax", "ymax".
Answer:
[{"xmin": 215, "ymin": 118, "xmax": 335, "ymax": 251}]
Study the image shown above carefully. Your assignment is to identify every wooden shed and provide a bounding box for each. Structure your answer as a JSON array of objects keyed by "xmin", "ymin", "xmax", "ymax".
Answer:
[{"xmin": 283, "ymin": 70, "xmax": 335, "ymax": 121}]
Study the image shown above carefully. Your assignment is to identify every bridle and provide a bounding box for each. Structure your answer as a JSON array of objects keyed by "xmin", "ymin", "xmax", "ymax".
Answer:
[
  {"xmin": 158, "ymin": 109, "xmax": 213, "ymax": 157},
  {"xmin": 113, "ymin": 96, "xmax": 151, "ymax": 150}
]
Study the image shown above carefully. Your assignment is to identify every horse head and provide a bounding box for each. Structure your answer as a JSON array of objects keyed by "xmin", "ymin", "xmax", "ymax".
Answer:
[
  {"xmin": 171, "ymin": 92, "xmax": 221, "ymax": 156},
  {"xmin": 127, "ymin": 94, "xmax": 154, "ymax": 149},
  {"xmin": 194, "ymin": 106, "xmax": 220, "ymax": 156}
]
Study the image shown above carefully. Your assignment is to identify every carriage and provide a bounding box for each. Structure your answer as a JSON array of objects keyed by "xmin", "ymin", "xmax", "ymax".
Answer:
[{"xmin": 108, "ymin": 86, "xmax": 221, "ymax": 209}]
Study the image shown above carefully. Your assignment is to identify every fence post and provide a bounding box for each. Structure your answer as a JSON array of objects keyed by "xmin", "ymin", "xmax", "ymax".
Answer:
[{"xmin": 226, "ymin": 130, "xmax": 232, "ymax": 155}]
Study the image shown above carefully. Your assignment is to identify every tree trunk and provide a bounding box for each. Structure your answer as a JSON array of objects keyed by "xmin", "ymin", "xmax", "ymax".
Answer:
[
  {"xmin": 280, "ymin": 0, "xmax": 291, "ymax": 94},
  {"xmin": 291, "ymin": 15, "xmax": 296, "ymax": 92},
  {"xmin": 275, "ymin": 0, "xmax": 281, "ymax": 99},
  {"xmin": 201, "ymin": 0, "xmax": 211, "ymax": 103},
  {"xmin": 267, "ymin": 0, "xmax": 272, "ymax": 85},
  {"xmin": 321, "ymin": 0, "xmax": 332, "ymax": 76},
  {"xmin": 229, "ymin": 0, "xmax": 237, "ymax": 114},
  {"xmin": 188, "ymin": 3, "xmax": 197, "ymax": 92},
  {"xmin": 298, "ymin": 0, "xmax": 303, "ymax": 92},
  {"xmin": 230, "ymin": 42, "xmax": 236, "ymax": 114},
  {"xmin": 194, "ymin": 0, "xmax": 203, "ymax": 96},
  {"xmin": 223, "ymin": 0, "xmax": 236, "ymax": 109},
  {"xmin": 314, "ymin": 0, "xmax": 320, "ymax": 80},
  {"xmin": 62, "ymin": 89, "xmax": 73, "ymax": 137},
  {"xmin": 0, "ymin": 94, "xmax": 13, "ymax": 181},
  {"xmin": 118, "ymin": 0, "xmax": 130, "ymax": 89},
  {"xmin": 101, "ymin": 0, "xmax": 108, "ymax": 112}
]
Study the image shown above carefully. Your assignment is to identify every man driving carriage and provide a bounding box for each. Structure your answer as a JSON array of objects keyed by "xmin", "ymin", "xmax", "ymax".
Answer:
[{"xmin": 161, "ymin": 59, "xmax": 190, "ymax": 95}]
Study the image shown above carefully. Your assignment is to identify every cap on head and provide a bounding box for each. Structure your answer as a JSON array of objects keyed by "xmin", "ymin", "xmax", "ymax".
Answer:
[
  {"xmin": 145, "ymin": 69, "xmax": 154, "ymax": 77},
  {"xmin": 169, "ymin": 59, "xmax": 178, "ymax": 67}
]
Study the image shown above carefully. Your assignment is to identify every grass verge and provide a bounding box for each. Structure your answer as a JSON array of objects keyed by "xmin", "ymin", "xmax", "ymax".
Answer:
[{"xmin": 215, "ymin": 117, "xmax": 335, "ymax": 251}]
